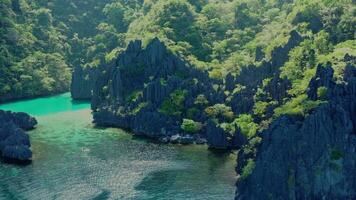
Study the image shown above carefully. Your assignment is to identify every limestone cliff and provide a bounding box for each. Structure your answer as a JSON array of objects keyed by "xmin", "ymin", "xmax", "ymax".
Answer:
[
  {"xmin": 71, "ymin": 66, "xmax": 97, "ymax": 100},
  {"xmin": 235, "ymin": 64, "xmax": 356, "ymax": 200},
  {"xmin": 90, "ymin": 38, "xmax": 244, "ymax": 148}
]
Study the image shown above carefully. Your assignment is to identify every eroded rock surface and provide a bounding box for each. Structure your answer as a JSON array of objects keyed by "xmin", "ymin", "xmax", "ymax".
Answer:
[
  {"xmin": 0, "ymin": 110, "xmax": 37, "ymax": 161},
  {"xmin": 235, "ymin": 64, "xmax": 356, "ymax": 200},
  {"xmin": 90, "ymin": 38, "xmax": 247, "ymax": 148}
]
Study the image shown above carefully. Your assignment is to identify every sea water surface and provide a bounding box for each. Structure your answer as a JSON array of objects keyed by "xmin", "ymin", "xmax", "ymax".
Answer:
[{"xmin": 0, "ymin": 93, "xmax": 236, "ymax": 200}]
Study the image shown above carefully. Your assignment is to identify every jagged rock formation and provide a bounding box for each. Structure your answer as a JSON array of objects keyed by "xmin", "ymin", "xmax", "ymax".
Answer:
[
  {"xmin": 206, "ymin": 120, "xmax": 246, "ymax": 150},
  {"xmin": 71, "ymin": 66, "xmax": 97, "ymax": 100},
  {"xmin": 225, "ymin": 31, "xmax": 303, "ymax": 115},
  {"xmin": 0, "ymin": 110, "xmax": 37, "ymax": 162},
  {"xmin": 235, "ymin": 64, "xmax": 356, "ymax": 200},
  {"xmin": 88, "ymin": 31, "xmax": 304, "ymax": 149},
  {"xmin": 91, "ymin": 38, "xmax": 243, "ymax": 148}
]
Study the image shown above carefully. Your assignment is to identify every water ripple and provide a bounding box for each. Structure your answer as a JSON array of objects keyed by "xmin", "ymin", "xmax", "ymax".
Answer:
[{"xmin": 0, "ymin": 109, "xmax": 236, "ymax": 200}]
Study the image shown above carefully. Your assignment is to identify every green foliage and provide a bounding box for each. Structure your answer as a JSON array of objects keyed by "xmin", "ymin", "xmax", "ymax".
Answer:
[
  {"xmin": 281, "ymin": 40, "xmax": 317, "ymax": 83},
  {"xmin": 0, "ymin": 0, "xmax": 355, "ymax": 152},
  {"xmin": 35, "ymin": 8, "xmax": 53, "ymax": 27},
  {"xmin": 205, "ymin": 104, "xmax": 234, "ymax": 121},
  {"xmin": 318, "ymin": 40, "xmax": 356, "ymax": 81},
  {"xmin": 253, "ymin": 101, "xmax": 269, "ymax": 118},
  {"xmin": 103, "ymin": 2, "xmax": 126, "ymax": 32},
  {"xmin": 233, "ymin": 114, "xmax": 258, "ymax": 138},
  {"xmin": 125, "ymin": 90, "xmax": 143, "ymax": 103},
  {"xmin": 235, "ymin": 2, "xmax": 259, "ymax": 30},
  {"xmin": 159, "ymin": 89, "xmax": 188, "ymax": 116},
  {"xmin": 274, "ymin": 95, "xmax": 323, "ymax": 117},
  {"xmin": 317, "ymin": 86, "xmax": 328, "ymax": 99},
  {"xmin": 5, "ymin": 52, "xmax": 71, "ymax": 97},
  {"xmin": 240, "ymin": 159, "xmax": 255, "ymax": 180},
  {"xmin": 187, "ymin": 107, "xmax": 199, "ymax": 119},
  {"xmin": 180, "ymin": 119, "xmax": 202, "ymax": 134},
  {"xmin": 130, "ymin": 102, "xmax": 149, "ymax": 115},
  {"xmin": 330, "ymin": 148, "xmax": 343, "ymax": 160},
  {"xmin": 194, "ymin": 94, "xmax": 209, "ymax": 105},
  {"xmin": 105, "ymin": 47, "xmax": 124, "ymax": 63}
]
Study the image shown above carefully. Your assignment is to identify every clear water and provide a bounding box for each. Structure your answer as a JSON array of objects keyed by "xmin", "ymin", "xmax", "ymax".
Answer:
[{"xmin": 0, "ymin": 93, "xmax": 236, "ymax": 200}]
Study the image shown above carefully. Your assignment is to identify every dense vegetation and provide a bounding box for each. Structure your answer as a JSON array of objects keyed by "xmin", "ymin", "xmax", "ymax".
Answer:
[
  {"xmin": 1, "ymin": 0, "xmax": 355, "ymax": 197},
  {"xmin": 1, "ymin": 0, "xmax": 354, "ymax": 99}
]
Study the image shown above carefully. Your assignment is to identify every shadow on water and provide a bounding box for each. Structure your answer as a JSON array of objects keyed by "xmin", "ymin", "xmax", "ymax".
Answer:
[
  {"xmin": 92, "ymin": 125, "xmax": 160, "ymax": 144},
  {"xmin": 0, "ymin": 157, "xmax": 32, "ymax": 166},
  {"xmin": 131, "ymin": 134, "xmax": 161, "ymax": 144},
  {"xmin": 91, "ymin": 189, "xmax": 111, "ymax": 200},
  {"xmin": 134, "ymin": 169, "xmax": 182, "ymax": 199},
  {"xmin": 71, "ymin": 99, "xmax": 90, "ymax": 105},
  {"xmin": 0, "ymin": 93, "xmax": 236, "ymax": 200}
]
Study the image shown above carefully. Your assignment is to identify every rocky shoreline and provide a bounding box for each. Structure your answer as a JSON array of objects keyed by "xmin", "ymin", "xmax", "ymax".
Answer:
[
  {"xmin": 0, "ymin": 110, "xmax": 37, "ymax": 162},
  {"xmin": 90, "ymin": 38, "xmax": 244, "ymax": 150},
  {"xmin": 71, "ymin": 32, "xmax": 356, "ymax": 199},
  {"xmin": 72, "ymin": 31, "xmax": 304, "ymax": 151}
]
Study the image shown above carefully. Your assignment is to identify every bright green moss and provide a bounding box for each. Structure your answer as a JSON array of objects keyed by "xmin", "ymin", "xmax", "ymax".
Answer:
[
  {"xmin": 274, "ymin": 94, "xmax": 324, "ymax": 117},
  {"xmin": 180, "ymin": 119, "xmax": 202, "ymax": 134},
  {"xmin": 317, "ymin": 86, "xmax": 328, "ymax": 99},
  {"xmin": 240, "ymin": 159, "xmax": 255, "ymax": 180}
]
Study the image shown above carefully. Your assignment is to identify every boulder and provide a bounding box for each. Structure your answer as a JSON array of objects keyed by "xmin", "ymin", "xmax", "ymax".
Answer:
[
  {"xmin": 11, "ymin": 112, "xmax": 38, "ymax": 130},
  {"xmin": 2, "ymin": 145, "xmax": 32, "ymax": 161},
  {"xmin": 0, "ymin": 110, "xmax": 36, "ymax": 162}
]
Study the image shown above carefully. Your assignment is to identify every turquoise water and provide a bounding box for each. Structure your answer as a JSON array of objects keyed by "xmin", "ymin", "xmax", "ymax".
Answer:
[
  {"xmin": 0, "ymin": 93, "xmax": 236, "ymax": 200},
  {"xmin": 0, "ymin": 93, "xmax": 89, "ymax": 116}
]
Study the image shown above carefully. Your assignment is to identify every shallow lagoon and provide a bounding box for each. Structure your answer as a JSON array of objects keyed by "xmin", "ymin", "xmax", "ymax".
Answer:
[{"xmin": 0, "ymin": 93, "xmax": 236, "ymax": 200}]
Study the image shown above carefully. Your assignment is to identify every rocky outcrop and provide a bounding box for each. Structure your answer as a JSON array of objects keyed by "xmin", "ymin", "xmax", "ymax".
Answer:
[
  {"xmin": 307, "ymin": 63, "xmax": 335, "ymax": 100},
  {"xmin": 89, "ymin": 31, "xmax": 304, "ymax": 149},
  {"xmin": 235, "ymin": 64, "xmax": 356, "ymax": 200},
  {"xmin": 71, "ymin": 66, "xmax": 97, "ymax": 100},
  {"xmin": 228, "ymin": 31, "xmax": 302, "ymax": 114},
  {"xmin": 0, "ymin": 110, "xmax": 37, "ymax": 162},
  {"xmin": 206, "ymin": 120, "xmax": 246, "ymax": 150},
  {"xmin": 91, "ymin": 38, "xmax": 229, "ymax": 146}
]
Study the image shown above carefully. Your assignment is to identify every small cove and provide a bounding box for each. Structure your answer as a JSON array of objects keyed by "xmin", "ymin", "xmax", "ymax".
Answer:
[{"xmin": 0, "ymin": 93, "xmax": 236, "ymax": 200}]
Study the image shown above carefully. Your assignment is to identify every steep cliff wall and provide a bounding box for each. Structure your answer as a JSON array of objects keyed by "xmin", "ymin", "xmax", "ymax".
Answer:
[
  {"xmin": 88, "ymin": 31, "xmax": 305, "ymax": 149},
  {"xmin": 235, "ymin": 64, "xmax": 356, "ymax": 200},
  {"xmin": 91, "ymin": 38, "xmax": 242, "ymax": 148},
  {"xmin": 71, "ymin": 66, "xmax": 97, "ymax": 100}
]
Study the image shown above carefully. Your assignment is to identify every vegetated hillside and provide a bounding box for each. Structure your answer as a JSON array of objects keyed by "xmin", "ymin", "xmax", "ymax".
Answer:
[
  {"xmin": 84, "ymin": 0, "xmax": 355, "ymax": 199},
  {"xmin": 1, "ymin": 0, "xmax": 355, "ymax": 199},
  {"xmin": 3, "ymin": 0, "xmax": 354, "ymax": 103},
  {"xmin": 236, "ymin": 63, "xmax": 356, "ymax": 199},
  {"xmin": 0, "ymin": 0, "xmax": 142, "ymax": 102}
]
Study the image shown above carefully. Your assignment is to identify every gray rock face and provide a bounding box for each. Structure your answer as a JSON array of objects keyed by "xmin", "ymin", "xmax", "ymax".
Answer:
[
  {"xmin": 229, "ymin": 31, "xmax": 303, "ymax": 115},
  {"xmin": 307, "ymin": 63, "xmax": 335, "ymax": 100},
  {"xmin": 206, "ymin": 120, "xmax": 230, "ymax": 149},
  {"xmin": 206, "ymin": 120, "xmax": 246, "ymax": 150},
  {"xmin": 0, "ymin": 110, "xmax": 37, "ymax": 161},
  {"xmin": 91, "ymin": 38, "xmax": 227, "ymax": 146},
  {"xmin": 89, "ymin": 32, "xmax": 304, "ymax": 150},
  {"xmin": 235, "ymin": 65, "xmax": 356, "ymax": 200},
  {"xmin": 71, "ymin": 66, "xmax": 97, "ymax": 100}
]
